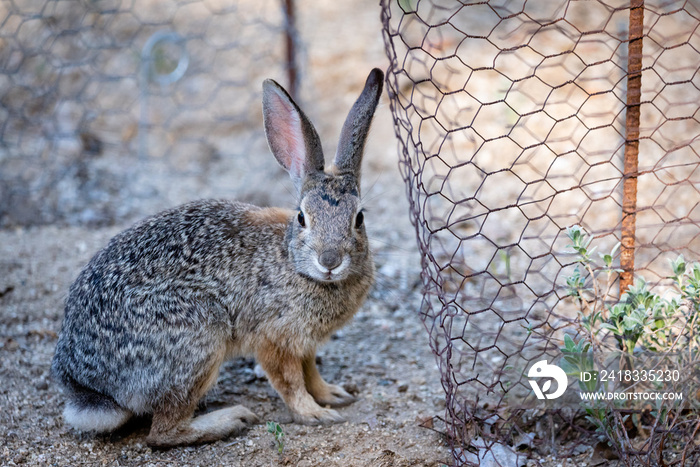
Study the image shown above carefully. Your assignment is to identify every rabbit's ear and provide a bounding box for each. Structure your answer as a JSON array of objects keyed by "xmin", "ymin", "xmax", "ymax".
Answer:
[
  {"xmin": 263, "ymin": 80, "xmax": 325, "ymax": 188},
  {"xmin": 334, "ymin": 68, "xmax": 384, "ymax": 181}
]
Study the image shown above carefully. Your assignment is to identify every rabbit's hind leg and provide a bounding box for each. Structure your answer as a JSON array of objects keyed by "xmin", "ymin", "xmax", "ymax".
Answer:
[
  {"xmin": 147, "ymin": 403, "xmax": 259, "ymax": 448},
  {"xmin": 145, "ymin": 352, "xmax": 259, "ymax": 448},
  {"xmin": 302, "ymin": 352, "xmax": 356, "ymax": 408}
]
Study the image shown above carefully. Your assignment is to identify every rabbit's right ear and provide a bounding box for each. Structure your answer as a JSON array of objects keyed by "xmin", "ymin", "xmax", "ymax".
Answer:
[
  {"xmin": 334, "ymin": 68, "xmax": 383, "ymax": 182},
  {"xmin": 262, "ymin": 80, "xmax": 325, "ymax": 189}
]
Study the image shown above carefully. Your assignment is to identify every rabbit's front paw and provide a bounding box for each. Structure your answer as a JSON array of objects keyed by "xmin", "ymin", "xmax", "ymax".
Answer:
[
  {"xmin": 313, "ymin": 384, "xmax": 356, "ymax": 408},
  {"xmin": 293, "ymin": 407, "xmax": 345, "ymax": 425}
]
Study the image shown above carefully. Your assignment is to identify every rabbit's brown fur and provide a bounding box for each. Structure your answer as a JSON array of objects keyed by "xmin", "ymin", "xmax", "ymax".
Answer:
[{"xmin": 51, "ymin": 69, "xmax": 384, "ymax": 447}]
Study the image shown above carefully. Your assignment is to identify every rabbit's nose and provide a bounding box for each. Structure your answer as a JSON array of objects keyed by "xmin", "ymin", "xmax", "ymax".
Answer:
[{"xmin": 318, "ymin": 250, "xmax": 342, "ymax": 270}]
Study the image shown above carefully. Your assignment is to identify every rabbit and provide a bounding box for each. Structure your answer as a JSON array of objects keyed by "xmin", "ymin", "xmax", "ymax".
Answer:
[{"xmin": 51, "ymin": 68, "xmax": 384, "ymax": 448}]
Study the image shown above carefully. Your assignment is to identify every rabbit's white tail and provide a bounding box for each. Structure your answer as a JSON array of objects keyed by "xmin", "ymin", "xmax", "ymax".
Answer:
[{"xmin": 63, "ymin": 398, "xmax": 132, "ymax": 433}]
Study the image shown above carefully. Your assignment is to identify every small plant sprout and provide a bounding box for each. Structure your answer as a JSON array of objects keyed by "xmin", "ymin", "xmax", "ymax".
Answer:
[
  {"xmin": 266, "ymin": 421, "xmax": 285, "ymax": 454},
  {"xmin": 564, "ymin": 226, "xmax": 622, "ymax": 345}
]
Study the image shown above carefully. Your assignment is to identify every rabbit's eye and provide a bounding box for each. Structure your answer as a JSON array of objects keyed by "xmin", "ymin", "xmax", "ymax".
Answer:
[
  {"xmin": 355, "ymin": 211, "xmax": 364, "ymax": 229},
  {"xmin": 297, "ymin": 211, "xmax": 305, "ymax": 227}
]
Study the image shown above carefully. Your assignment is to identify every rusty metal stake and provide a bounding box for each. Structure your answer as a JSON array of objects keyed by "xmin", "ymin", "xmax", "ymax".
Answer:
[
  {"xmin": 283, "ymin": 0, "xmax": 298, "ymax": 101},
  {"xmin": 621, "ymin": 0, "xmax": 644, "ymax": 294}
]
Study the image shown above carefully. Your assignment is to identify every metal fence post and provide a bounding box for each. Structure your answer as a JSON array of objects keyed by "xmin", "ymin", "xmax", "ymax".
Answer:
[
  {"xmin": 283, "ymin": 0, "xmax": 298, "ymax": 101},
  {"xmin": 621, "ymin": 0, "xmax": 644, "ymax": 294}
]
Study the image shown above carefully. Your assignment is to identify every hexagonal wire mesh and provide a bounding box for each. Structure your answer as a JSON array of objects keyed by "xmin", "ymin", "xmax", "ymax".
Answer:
[
  {"xmin": 0, "ymin": 0, "xmax": 299, "ymax": 227},
  {"xmin": 381, "ymin": 0, "xmax": 700, "ymax": 464}
]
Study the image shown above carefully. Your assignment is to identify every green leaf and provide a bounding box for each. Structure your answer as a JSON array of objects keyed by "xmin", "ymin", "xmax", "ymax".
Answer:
[
  {"xmin": 601, "ymin": 323, "xmax": 621, "ymax": 334},
  {"xmin": 670, "ymin": 255, "xmax": 686, "ymax": 277},
  {"xmin": 566, "ymin": 225, "xmax": 582, "ymax": 242},
  {"xmin": 622, "ymin": 314, "xmax": 644, "ymax": 329},
  {"xmin": 563, "ymin": 355, "xmax": 579, "ymax": 366},
  {"xmin": 564, "ymin": 334, "xmax": 576, "ymax": 352},
  {"xmin": 610, "ymin": 242, "xmax": 621, "ymax": 256}
]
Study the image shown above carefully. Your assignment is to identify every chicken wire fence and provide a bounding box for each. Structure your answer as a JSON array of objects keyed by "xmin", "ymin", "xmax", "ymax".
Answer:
[
  {"xmin": 381, "ymin": 0, "xmax": 700, "ymax": 465},
  {"xmin": 0, "ymin": 0, "xmax": 301, "ymax": 227}
]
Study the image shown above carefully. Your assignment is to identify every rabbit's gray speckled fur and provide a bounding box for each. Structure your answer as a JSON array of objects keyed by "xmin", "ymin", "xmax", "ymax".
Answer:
[{"xmin": 51, "ymin": 69, "xmax": 383, "ymax": 447}]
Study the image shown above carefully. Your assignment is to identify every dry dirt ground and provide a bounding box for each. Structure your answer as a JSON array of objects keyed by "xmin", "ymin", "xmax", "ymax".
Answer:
[{"xmin": 0, "ymin": 1, "xmax": 455, "ymax": 466}]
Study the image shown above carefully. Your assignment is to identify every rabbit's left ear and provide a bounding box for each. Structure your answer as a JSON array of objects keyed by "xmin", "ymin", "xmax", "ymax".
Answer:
[
  {"xmin": 263, "ymin": 79, "xmax": 325, "ymax": 190},
  {"xmin": 334, "ymin": 68, "xmax": 384, "ymax": 181}
]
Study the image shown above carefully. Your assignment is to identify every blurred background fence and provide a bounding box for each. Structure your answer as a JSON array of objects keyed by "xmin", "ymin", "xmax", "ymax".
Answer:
[
  {"xmin": 381, "ymin": 0, "xmax": 700, "ymax": 465},
  {"xmin": 0, "ymin": 0, "xmax": 300, "ymax": 227}
]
